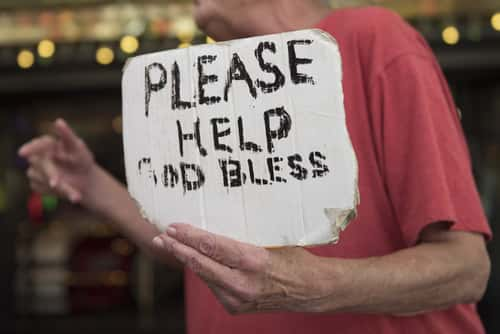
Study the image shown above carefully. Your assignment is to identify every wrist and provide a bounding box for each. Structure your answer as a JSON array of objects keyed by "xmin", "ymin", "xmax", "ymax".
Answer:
[
  {"xmin": 305, "ymin": 256, "xmax": 358, "ymax": 313},
  {"xmin": 277, "ymin": 250, "xmax": 351, "ymax": 313},
  {"xmin": 79, "ymin": 164, "xmax": 138, "ymax": 226},
  {"xmin": 79, "ymin": 163, "xmax": 106, "ymax": 211}
]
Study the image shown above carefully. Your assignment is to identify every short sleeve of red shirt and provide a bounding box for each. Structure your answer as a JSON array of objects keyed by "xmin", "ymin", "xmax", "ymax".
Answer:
[{"xmin": 370, "ymin": 52, "xmax": 492, "ymax": 246}]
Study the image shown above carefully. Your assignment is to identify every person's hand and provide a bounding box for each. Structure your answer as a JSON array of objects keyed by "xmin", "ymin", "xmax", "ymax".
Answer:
[
  {"xmin": 18, "ymin": 118, "xmax": 97, "ymax": 204},
  {"xmin": 152, "ymin": 223, "xmax": 331, "ymax": 314}
]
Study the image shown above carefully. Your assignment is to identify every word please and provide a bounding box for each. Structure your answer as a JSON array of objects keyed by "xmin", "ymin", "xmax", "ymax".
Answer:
[{"xmin": 145, "ymin": 39, "xmax": 316, "ymax": 116}]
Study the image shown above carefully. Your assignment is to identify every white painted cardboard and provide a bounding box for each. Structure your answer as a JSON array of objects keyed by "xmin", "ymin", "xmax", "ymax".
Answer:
[{"xmin": 122, "ymin": 29, "xmax": 359, "ymax": 247}]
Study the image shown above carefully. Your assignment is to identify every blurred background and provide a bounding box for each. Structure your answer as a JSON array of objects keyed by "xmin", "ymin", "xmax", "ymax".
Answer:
[{"xmin": 0, "ymin": 0, "xmax": 499, "ymax": 333}]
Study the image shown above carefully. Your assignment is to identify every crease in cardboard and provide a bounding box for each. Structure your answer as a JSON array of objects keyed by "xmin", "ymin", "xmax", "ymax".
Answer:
[
  {"xmin": 280, "ymin": 32, "xmax": 306, "ymax": 243},
  {"xmin": 145, "ymin": 55, "xmax": 159, "ymax": 230},
  {"xmin": 190, "ymin": 46, "xmax": 208, "ymax": 232},
  {"xmin": 228, "ymin": 43, "xmax": 250, "ymax": 242}
]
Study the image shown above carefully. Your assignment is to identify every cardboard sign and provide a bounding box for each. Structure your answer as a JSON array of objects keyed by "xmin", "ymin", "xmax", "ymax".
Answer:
[{"xmin": 122, "ymin": 29, "xmax": 359, "ymax": 247}]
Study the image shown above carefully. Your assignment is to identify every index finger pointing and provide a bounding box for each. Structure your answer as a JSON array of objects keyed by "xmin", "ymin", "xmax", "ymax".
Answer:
[{"xmin": 53, "ymin": 118, "xmax": 81, "ymax": 150}]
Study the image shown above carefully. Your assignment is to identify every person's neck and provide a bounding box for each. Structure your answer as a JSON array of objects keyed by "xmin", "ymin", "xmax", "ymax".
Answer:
[
  {"xmin": 273, "ymin": 0, "xmax": 332, "ymax": 32},
  {"xmin": 236, "ymin": 1, "xmax": 332, "ymax": 37}
]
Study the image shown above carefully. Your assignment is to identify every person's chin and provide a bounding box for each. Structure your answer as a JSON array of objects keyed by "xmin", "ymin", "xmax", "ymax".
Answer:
[
  {"xmin": 194, "ymin": 19, "xmax": 218, "ymax": 40},
  {"xmin": 193, "ymin": 11, "xmax": 209, "ymax": 31}
]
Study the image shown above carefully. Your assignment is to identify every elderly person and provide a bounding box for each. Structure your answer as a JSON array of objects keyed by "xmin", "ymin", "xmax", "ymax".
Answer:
[{"xmin": 20, "ymin": 1, "xmax": 491, "ymax": 333}]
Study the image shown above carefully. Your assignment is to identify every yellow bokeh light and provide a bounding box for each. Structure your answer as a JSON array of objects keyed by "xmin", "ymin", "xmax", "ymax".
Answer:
[
  {"xmin": 492, "ymin": 13, "xmax": 500, "ymax": 31},
  {"xmin": 120, "ymin": 35, "xmax": 139, "ymax": 54},
  {"xmin": 206, "ymin": 36, "xmax": 216, "ymax": 44},
  {"xmin": 96, "ymin": 47, "xmax": 114, "ymax": 65},
  {"xmin": 38, "ymin": 39, "xmax": 56, "ymax": 58},
  {"xmin": 17, "ymin": 49, "xmax": 35, "ymax": 69},
  {"xmin": 178, "ymin": 42, "xmax": 191, "ymax": 49},
  {"xmin": 174, "ymin": 17, "xmax": 196, "ymax": 43},
  {"xmin": 442, "ymin": 26, "xmax": 460, "ymax": 45}
]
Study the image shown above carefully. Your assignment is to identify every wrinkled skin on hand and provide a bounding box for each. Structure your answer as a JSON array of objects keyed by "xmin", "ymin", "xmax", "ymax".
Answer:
[
  {"xmin": 153, "ymin": 223, "xmax": 336, "ymax": 314},
  {"xmin": 18, "ymin": 118, "xmax": 96, "ymax": 204}
]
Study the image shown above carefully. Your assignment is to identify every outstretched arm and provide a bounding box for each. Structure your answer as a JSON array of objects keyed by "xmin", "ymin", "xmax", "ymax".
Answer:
[
  {"xmin": 19, "ymin": 119, "xmax": 180, "ymax": 268},
  {"xmin": 82, "ymin": 165, "xmax": 181, "ymax": 268}
]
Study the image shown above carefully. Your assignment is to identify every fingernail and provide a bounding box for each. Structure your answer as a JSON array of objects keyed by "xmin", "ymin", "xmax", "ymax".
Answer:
[
  {"xmin": 152, "ymin": 236, "xmax": 165, "ymax": 248},
  {"xmin": 167, "ymin": 227, "xmax": 177, "ymax": 236}
]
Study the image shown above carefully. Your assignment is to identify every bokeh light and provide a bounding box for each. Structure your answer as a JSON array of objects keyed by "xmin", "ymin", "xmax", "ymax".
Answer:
[
  {"xmin": 177, "ymin": 42, "xmax": 191, "ymax": 49},
  {"xmin": 442, "ymin": 26, "xmax": 460, "ymax": 45},
  {"xmin": 17, "ymin": 49, "xmax": 35, "ymax": 69},
  {"xmin": 173, "ymin": 17, "xmax": 196, "ymax": 43},
  {"xmin": 492, "ymin": 12, "xmax": 500, "ymax": 32},
  {"xmin": 96, "ymin": 46, "xmax": 114, "ymax": 65},
  {"xmin": 37, "ymin": 39, "xmax": 56, "ymax": 58},
  {"xmin": 120, "ymin": 35, "xmax": 139, "ymax": 54}
]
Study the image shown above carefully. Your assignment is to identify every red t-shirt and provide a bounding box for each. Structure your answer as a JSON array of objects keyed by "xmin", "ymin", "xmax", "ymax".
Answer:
[{"xmin": 185, "ymin": 7, "xmax": 492, "ymax": 334}]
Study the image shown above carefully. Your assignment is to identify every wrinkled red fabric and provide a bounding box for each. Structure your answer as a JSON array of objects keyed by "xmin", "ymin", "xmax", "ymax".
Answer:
[{"xmin": 185, "ymin": 7, "xmax": 492, "ymax": 334}]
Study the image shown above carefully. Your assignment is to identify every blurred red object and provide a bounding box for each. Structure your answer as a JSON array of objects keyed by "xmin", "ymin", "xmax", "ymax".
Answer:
[
  {"xmin": 68, "ymin": 236, "xmax": 135, "ymax": 313},
  {"xmin": 28, "ymin": 192, "xmax": 44, "ymax": 224}
]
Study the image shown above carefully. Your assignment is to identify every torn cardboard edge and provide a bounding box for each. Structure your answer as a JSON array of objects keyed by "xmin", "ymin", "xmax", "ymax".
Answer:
[{"xmin": 296, "ymin": 29, "xmax": 359, "ymax": 248}]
